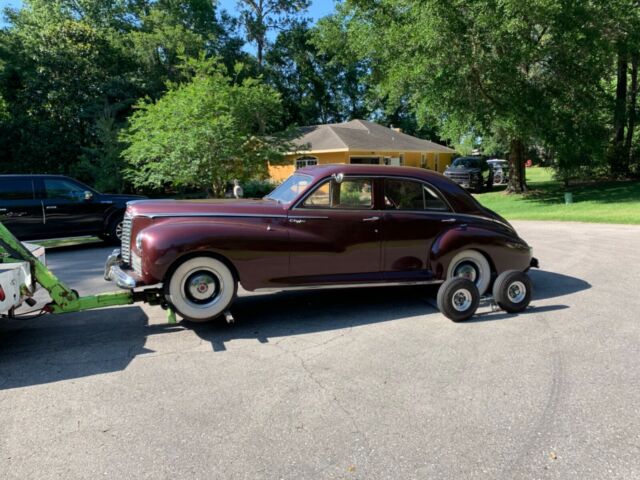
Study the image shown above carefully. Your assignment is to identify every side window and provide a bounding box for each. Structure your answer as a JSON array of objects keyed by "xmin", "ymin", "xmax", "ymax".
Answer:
[
  {"xmin": 303, "ymin": 182, "xmax": 330, "ymax": 207},
  {"xmin": 302, "ymin": 178, "xmax": 373, "ymax": 209},
  {"xmin": 0, "ymin": 178, "xmax": 34, "ymax": 200},
  {"xmin": 44, "ymin": 179, "xmax": 86, "ymax": 202},
  {"xmin": 384, "ymin": 179, "xmax": 449, "ymax": 212}
]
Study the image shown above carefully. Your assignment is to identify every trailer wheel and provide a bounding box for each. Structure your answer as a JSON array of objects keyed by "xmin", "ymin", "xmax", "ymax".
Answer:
[
  {"xmin": 437, "ymin": 277, "xmax": 480, "ymax": 322},
  {"xmin": 165, "ymin": 256, "xmax": 237, "ymax": 323},
  {"xmin": 492, "ymin": 270, "xmax": 532, "ymax": 313}
]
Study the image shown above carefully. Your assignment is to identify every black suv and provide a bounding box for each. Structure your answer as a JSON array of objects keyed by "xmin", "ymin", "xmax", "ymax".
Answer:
[
  {"xmin": 0, "ymin": 175, "xmax": 145, "ymax": 242},
  {"xmin": 443, "ymin": 156, "xmax": 493, "ymax": 192}
]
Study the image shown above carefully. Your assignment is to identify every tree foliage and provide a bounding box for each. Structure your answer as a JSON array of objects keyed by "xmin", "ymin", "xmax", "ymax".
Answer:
[
  {"xmin": 121, "ymin": 58, "xmax": 282, "ymax": 196},
  {"xmin": 337, "ymin": 0, "xmax": 615, "ymax": 191}
]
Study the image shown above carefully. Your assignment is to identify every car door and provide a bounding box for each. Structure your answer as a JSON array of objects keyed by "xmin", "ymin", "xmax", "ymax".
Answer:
[
  {"xmin": 287, "ymin": 176, "xmax": 383, "ymax": 285},
  {"xmin": 381, "ymin": 178, "xmax": 454, "ymax": 282},
  {"xmin": 40, "ymin": 177, "xmax": 104, "ymax": 236},
  {"xmin": 0, "ymin": 177, "xmax": 44, "ymax": 240}
]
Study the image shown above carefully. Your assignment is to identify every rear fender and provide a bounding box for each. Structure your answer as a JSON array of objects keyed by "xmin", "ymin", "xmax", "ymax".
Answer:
[{"xmin": 430, "ymin": 225, "xmax": 531, "ymax": 281}]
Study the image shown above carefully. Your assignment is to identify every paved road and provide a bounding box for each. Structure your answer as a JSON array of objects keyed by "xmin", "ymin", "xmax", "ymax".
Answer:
[{"xmin": 1, "ymin": 221, "xmax": 639, "ymax": 479}]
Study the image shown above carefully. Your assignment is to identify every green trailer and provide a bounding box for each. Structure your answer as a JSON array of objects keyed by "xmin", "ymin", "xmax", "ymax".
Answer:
[{"xmin": 0, "ymin": 221, "xmax": 176, "ymax": 322}]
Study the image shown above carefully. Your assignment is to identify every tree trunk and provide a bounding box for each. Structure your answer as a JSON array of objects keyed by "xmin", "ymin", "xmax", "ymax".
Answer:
[
  {"xmin": 626, "ymin": 52, "xmax": 638, "ymax": 168},
  {"xmin": 507, "ymin": 138, "xmax": 527, "ymax": 193},
  {"xmin": 612, "ymin": 45, "xmax": 628, "ymax": 176},
  {"xmin": 257, "ymin": 40, "xmax": 264, "ymax": 68}
]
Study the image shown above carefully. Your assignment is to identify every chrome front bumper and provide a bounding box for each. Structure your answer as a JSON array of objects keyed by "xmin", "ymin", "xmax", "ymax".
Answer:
[{"xmin": 104, "ymin": 249, "xmax": 138, "ymax": 289}]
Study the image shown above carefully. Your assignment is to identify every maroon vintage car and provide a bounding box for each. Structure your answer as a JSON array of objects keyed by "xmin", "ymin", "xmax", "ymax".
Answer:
[{"xmin": 105, "ymin": 165, "xmax": 537, "ymax": 322}]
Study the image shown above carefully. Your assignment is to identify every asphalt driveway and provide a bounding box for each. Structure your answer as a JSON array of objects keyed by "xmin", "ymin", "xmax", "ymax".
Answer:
[{"xmin": 1, "ymin": 221, "xmax": 639, "ymax": 479}]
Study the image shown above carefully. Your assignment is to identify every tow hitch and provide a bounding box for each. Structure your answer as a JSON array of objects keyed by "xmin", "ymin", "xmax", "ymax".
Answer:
[{"xmin": 0, "ymin": 221, "xmax": 173, "ymax": 320}]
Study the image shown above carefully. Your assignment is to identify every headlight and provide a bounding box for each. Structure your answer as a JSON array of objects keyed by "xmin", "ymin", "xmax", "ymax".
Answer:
[{"xmin": 135, "ymin": 232, "xmax": 144, "ymax": 251}]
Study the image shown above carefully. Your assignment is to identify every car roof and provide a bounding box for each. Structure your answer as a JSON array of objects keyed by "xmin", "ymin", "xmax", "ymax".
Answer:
[
  {"xmin": 297, "ymin": 163, "xmax": 445, "ymax": 182},
  {"xmin": 296, "ymin": 164, "xmax": 484, "ymax": 214}
]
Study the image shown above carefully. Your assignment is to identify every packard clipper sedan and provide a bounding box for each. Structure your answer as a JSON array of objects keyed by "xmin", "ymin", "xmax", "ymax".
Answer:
[{"xmin": 105, "ymin": 165, "xmax": 538, "ymax": 322}]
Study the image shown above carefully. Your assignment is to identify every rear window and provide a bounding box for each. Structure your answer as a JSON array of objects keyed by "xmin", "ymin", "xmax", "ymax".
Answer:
[{"xmin": 0, "ymin": 178, "xmax": 35, "ymax": 200}]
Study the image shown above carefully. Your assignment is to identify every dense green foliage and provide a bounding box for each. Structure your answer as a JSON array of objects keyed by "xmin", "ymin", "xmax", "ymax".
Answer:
[
  {"xmin": 121, "ymin": 58, "xmax": 282, "ymax": 196},
  {"xmin": 0, "ymin": 0, "xmax": 638, "ymax": 196}
]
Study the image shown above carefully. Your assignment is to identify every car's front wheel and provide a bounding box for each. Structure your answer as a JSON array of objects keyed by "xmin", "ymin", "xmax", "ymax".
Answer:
[{"xmin": 165, "ymin": 256, "xmax": 237, "ymax": 322}]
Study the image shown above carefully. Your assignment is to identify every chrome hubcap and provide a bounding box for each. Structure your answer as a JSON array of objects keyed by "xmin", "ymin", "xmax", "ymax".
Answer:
[
  {"xmin": 115, "ymin": 222, "xmax": 124, "ymax": 240},
  {"xmin": 452, "ymin": 288, "xmax": 472, "ymax": 312},
  {"xmin": 507, "ymin": 281, "xmax": 526, "ymax": 303},
  {"xmin": 454, "ymin": 262, "xmax": 478, "ymax": 283},
  {"xmin": 187, "ymin": 273, "xmax": 218, "ymax": 301}
]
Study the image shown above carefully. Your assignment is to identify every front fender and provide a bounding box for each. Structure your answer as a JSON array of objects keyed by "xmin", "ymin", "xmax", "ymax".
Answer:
[
  {"xmin": 137, "ymin": 218, "xmax": 289, "ymax": 290},
  {"xmin": 430, "ymin": 225, "xmax": 532, "ymax": 281}
]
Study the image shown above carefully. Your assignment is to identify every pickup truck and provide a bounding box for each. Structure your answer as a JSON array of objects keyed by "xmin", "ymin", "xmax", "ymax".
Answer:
[{"xmin": 0, "ymin": 174, "xmax": 144, "ymax": 243}]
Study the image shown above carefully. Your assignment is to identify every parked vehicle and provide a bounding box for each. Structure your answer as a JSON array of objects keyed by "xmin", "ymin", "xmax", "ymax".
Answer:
[
  {"xmin": 0, "ymin": 175, "xmax": 145, "ymax": 242},
  {"xmin": 443, "ymin": 156, "xmax": 493, "ymax": 192},
  {"xmin": 106, "ymin": 165, "xmax": 537, "ymax": 323},
  {"xmin": 487, "ymin": 159, "xmax": 510, "ymax": 185}
]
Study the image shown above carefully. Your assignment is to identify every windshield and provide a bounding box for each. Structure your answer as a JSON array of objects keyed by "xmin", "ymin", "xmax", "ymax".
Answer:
[
  {"xmin": 451, "ymin": 157, "xmax": 482, "ymax": 169},
  {"xmin": 266, "ymin": 173, "xmax": 313, "ymax": 204}
]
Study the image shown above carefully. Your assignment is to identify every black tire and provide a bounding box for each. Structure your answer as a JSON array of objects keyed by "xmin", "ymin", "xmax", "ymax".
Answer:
[
  {"xmin": 492, "ymin": 270, "xmax": 532, "ymax": 313},
  {"xmin": 104, "ymin": 216, "xmax": 124, "ymax": 245},
  {"xmin": 437, "ymin": 277, "xmax": 480, "ymax": 322}
]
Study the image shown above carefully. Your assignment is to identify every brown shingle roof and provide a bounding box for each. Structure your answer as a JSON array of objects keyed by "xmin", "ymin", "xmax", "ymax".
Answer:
[{"xmin": 289, "ymin": 119, "xmax": 455, "ymax": 154}]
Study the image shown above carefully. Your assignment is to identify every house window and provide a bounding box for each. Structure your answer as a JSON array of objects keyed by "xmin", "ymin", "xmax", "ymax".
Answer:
[
  {"xmin": 399, "ymin": 153, "xmax": 405, "ymax": 166},
  {"xmin": 295, "ymin": 156, "xmax": 318, "ymax": 169},
  {"xmin": 420, "ymin": 154, "xmax": 427, "ymax": 169}
]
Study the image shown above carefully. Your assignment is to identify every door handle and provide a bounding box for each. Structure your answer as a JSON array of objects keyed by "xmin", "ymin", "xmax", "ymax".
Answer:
[
  {"xmin": 289, "ymin": 218, "xmax": 306, "ymax": 224},
  {"xmin": 46, "ymin": 206, "xmax": 58, "ymax": 210},
  {"xmin": 441, "ymin": 218, "xmax": 456, "ymax": 223},
  {"xmin": 0, "ymin": 208, "xmax": 6, "ymax": 212},
  {"xmin": 362, "ymin": 216, "xmax": 380, "ymax": 222}
]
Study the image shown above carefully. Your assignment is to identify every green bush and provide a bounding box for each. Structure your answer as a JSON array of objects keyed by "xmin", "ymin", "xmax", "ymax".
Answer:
[{"xmin": 242, "ymin": 179, "xmax": 276, "ymax": 198}]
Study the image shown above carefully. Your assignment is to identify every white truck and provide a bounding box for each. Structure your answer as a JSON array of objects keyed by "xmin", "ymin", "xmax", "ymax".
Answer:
[{"xmin": 0, "ymin": 243, "xmax": 44, "ymax": 315}]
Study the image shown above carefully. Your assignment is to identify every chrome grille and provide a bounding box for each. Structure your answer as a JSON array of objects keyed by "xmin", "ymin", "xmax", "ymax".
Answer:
[
  {"xmin": 120, "ymin": 213, "xmax": 132, "ymax": 264},
  {"xmin": 446, "ymin": 172, "xmax": 470, "ymax": 183}
]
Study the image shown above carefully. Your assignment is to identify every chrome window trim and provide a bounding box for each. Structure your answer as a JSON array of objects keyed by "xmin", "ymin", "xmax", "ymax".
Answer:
[{"xmin": 382, "ymin": 177, "xmax": 452, "ymax": 213}]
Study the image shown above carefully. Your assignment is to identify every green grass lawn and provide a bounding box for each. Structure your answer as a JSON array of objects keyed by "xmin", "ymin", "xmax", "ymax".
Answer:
[{"xmin": 474, "ymin": 167, "xmax": 640, "ymax": 224}]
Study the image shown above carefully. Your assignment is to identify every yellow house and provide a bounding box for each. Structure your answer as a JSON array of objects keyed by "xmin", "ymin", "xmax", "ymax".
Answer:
[{"xmin": 268, "ymin": 119, "xmax": 456, "ymax": 182}]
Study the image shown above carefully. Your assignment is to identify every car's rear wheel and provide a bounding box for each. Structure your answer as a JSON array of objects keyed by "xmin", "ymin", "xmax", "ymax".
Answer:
[
  {"xmin": 437, "ymin": 277, "xmax": 480, "ymax": 322},
  {"xmin": 447, "ymin": 249, "xmax": 492, "ymax": 295},
  {"xmin": 165, "ymin": 256, "xmax": 237, "ymax": 322}
]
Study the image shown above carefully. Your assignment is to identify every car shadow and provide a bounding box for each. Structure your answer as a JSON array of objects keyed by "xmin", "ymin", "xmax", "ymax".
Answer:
[
  {"xmin": 528, "ymin": 269, "xmax": 591, "ymax": 300},
  {"xmin": 0, "ymin": 270, "xmax": 589, "ymax": 390}
]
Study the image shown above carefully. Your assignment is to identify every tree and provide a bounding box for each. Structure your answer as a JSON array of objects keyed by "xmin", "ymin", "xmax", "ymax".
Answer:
[
  {"xmin": 337, "ymin": 0, "xmax": 612, "ymax": 192},
  {"xmin": 235, "ymin": 0, "xmax": 310, "ymax": 67},
  {"xmin": 121, "ymin": 57, "xmax": 283, "ymax": 196}
]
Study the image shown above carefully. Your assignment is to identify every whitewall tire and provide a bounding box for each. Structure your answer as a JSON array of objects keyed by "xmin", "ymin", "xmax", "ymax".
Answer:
[
  {"xmin": 447, "ymin": 249, "xmax": 492, "ymax": 295},
  {"xmin": 165, "ymin": 256, "xmax": 237, "ymax": 322}
]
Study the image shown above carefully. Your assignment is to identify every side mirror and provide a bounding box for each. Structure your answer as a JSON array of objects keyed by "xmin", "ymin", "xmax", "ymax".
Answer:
[
  {"xmin": 84, "ymin": 191, "xmax": 94, "ymax": 201},
  {"xmin": 332, "ymin": 172, "xmax": 344, "ymax": 184}
]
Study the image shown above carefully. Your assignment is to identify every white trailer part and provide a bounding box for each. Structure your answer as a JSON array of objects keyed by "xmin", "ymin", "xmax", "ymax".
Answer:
[{"xmin": 0, "ymin": 242, "xmax": 45, "ymax": 315}]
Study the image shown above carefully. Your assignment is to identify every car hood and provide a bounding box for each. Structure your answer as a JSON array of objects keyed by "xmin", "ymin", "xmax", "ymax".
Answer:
[
  {"xmin": 126, "ymin": 198, "xmax": 287, "ymax": 218},
  {"xmin": 445, "ymin": 167, "xmax": 481, "ymax": 174},
  {"xmin": 101, "ymin": 193, "xmax": 147, "ymax": 202}
]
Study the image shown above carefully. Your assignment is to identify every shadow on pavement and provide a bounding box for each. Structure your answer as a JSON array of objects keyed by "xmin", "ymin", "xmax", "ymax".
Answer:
[
  {"xmin": 0, "ymin": 270, "xmax": 589, "ymax": 389},
  {"xmin": 529, "ymin": 269, "xmax": 591, "ymax": 300},
  {"xmin": 0, "ymin": 306, "xmax": 163, "ymax": 390}
]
